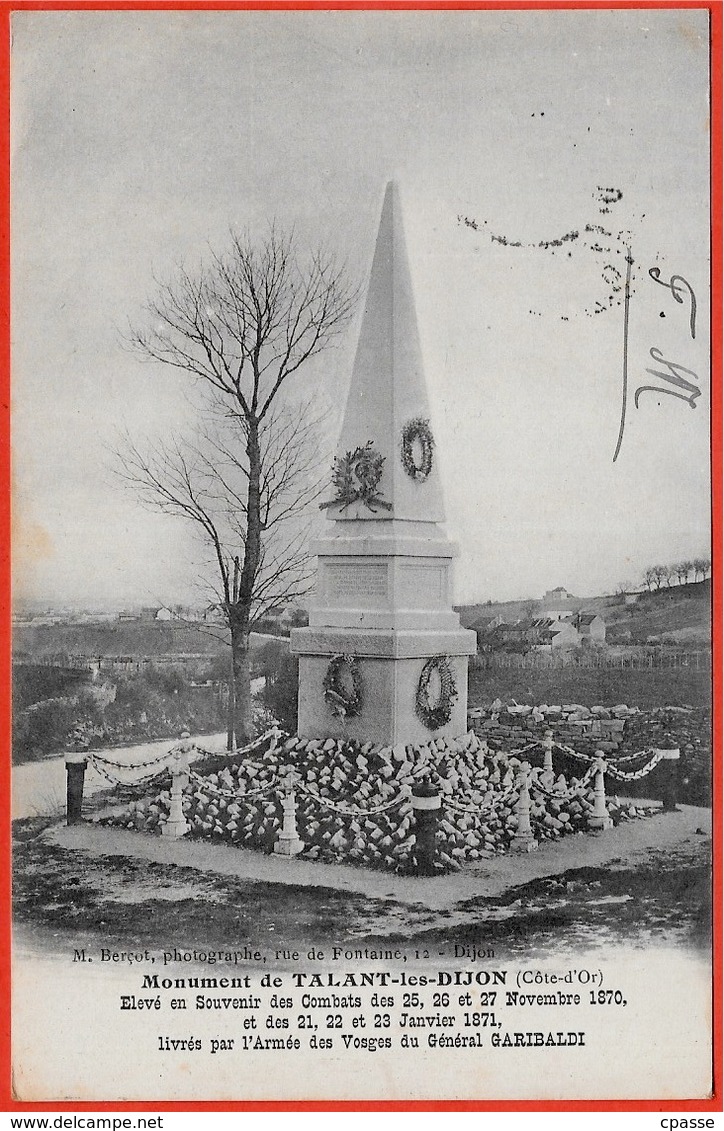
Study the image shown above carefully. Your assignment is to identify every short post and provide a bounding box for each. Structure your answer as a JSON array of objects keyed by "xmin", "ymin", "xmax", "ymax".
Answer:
[
  {"xmin": 657, "ymin": 747, "xmax": 681, "ymax": 812},
  {"xmin": 411, "ymin": 776, "xmax": 441, "ymax": 875},
  {"xmin": 510, "ymin": 761, "xmax": 538, "ymax": 853},
  {"xmin": 588, "ymin": 753, "xmax": 613, "ymax": 830},
  {"xmin": 162, "ymin": 746, "xmax": 190, "ymax": 839},
  {"xmin": 274, "ymin": 767, "xmax": 304, "ymax": 856},
  {"xmin": 541, "ymin": 730, "xmax": 555, "ymax": 785},
  {"xmin": 65, "ymin": 753, "xmax": 88, "ymax": 826}
]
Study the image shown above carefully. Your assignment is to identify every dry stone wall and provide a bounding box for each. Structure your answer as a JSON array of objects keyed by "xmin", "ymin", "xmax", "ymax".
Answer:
[{"xmin": 467, "ymin": 701, "xmax": 711, "ymax": 805}]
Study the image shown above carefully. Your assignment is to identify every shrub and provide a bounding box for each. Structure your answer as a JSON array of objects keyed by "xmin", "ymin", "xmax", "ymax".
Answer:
[
  {"xmin": 14, "ymin": 697, "xmax": 77, "ymax": 757},
  {"xmin": 261, "ymin": 649, "xmax": 299, "ymax": 732}
]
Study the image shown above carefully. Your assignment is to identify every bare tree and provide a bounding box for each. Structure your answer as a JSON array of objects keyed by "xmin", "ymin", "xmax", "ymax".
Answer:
[
  {"xmin": 663, "ymin": 563, "xmax": 676, "ymax": 588},
  {"xmin": 119, "ymin": 399, "xmax": 328, "ymax": 746},
  {"xmin": 690, "ymin": 557, "xmax": 711, "ymax": 582},
  {"xmin": 693, "ymin": 556, "xmax": 712, "ymax": 581},
  {"xmin": 122, "ymin": 229, "xmax": 357, "ymax": 744},
  {"xmin": 642, "ymin": 566, "xmax": 657, "ymax": 592},
  {"xmin": 651, "ymin": 564, "xmax": 668, "ymax": 590}
]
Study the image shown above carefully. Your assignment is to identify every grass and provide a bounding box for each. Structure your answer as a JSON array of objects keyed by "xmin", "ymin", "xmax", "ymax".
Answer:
[
  {"xmin": 468, "ymin": 664, "xmax": 712, "ymax": 709},
  {"xmin": 13, "ymin": 816, "xmax": 711, "ymax": 960}
]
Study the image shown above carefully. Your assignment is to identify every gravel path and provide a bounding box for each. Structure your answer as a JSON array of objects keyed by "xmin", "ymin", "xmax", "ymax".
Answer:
[
  {"xmin": 45, "ymin": 802, "xmax": 711, "ymax": 910},
  {"xmin": 12, "ymin": 733, "xmax": 227, "ymax": 820}
]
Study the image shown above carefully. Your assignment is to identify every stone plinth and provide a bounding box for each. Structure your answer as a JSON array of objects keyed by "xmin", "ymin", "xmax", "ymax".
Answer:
[{"xmin": 295, "ymin": 643, "xmax": 473, "ymax": 746}]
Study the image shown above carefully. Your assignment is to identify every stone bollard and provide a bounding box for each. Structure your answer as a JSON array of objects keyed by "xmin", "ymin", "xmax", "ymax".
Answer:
[
  {"xmin": 162, "ymin": 744, "xmax": 191, "ymax": 839},
  {"xmin": 411, "ymin": 777, "xmax": 441, "ymax": 875},
  {"xmin": 541, "ymin": 730, "xmax": 555, "ymax": 786},
  {"xmin": 65, "ymin": 753, "xmax": 88, "ymax": 826},
  {"xmin": 274, "ymin": 767, "xmax": 304, "ymax": 856},
  {"xmin": 658, "ymin": 747, "xmax": 681, "ymax": 812},
  {"xmin": 510, "ymin": 762, "xmax": 537, "ymax": 853},
  {"xmin": 588, "ymin": 753, "xmax": 613, "ymax": 831}
]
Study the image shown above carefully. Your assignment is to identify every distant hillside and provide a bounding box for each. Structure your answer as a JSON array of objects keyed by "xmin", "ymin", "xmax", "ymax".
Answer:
[
  {"xmin": 12, "ymin": 619, "xmax": 230, "ymax": 659},
  {"xmin": 456, "ymin": 600, "xmax": 526, "ymax": 626},
  {"xmin": 456, "ymin": 595, "xmax": 612, "ymax": 626},
  {"xmin": 605, "ymin": 579, "xmax": 710, "ymax": 644},
  {"xmin": 457, "ymin": 579, "xmax": 710, "ymax": 645}
]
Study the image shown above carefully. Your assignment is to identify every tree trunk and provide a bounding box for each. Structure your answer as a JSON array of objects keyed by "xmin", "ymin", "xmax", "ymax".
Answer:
[
  {"xmin": 233, "ymin": 632, "xmax": 254, "ymax": 744},
  {"xmin": 230, "ymin": 418, "xmax": 264, "ymax": 745},
  {"xmin": 226, "ymin": 649, "xmax": 236, "ymax": 750},
  {"xmin": 229, "ymin": 615, "xmax": 253, "ymax": 745}
]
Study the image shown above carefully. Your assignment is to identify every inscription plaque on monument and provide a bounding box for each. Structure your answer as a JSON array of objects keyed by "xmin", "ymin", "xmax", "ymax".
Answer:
[
  {"xmin": 398, "ymin": 563, "xmax": 445, "ymax": 604},
  {"xmin": 326, "ymin": 563, "xmax": 388, "ymax": 599}
]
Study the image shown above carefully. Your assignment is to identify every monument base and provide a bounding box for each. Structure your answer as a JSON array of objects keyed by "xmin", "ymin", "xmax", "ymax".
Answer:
[{"xmin": 292, "ymin": 627, "xmax": 475, "ymax": 747}]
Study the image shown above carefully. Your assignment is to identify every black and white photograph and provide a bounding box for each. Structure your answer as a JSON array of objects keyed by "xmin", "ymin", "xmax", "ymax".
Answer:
[{"xmin": 10, "ymin": 4, "xmax": 715, "ymax": 1103}]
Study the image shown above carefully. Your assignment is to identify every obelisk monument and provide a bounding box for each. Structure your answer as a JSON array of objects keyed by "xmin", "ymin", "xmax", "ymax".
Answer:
[{"xmin": 290, "ymin": 183, "xmax": 476, "ymax": 746}]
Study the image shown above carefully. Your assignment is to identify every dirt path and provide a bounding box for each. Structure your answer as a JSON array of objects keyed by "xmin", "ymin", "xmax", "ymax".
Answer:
[
  {"xmin": 12, "ymin": 732, "xmax": 226, "ymax": 820},
  {"xmin": 45, "ymin": 802, "xmax": 710, "ymax": 910}
]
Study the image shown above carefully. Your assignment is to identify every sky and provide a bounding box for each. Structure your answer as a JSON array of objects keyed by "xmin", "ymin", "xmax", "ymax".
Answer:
[{"xmin": 11, "ymin": 6, "xmax": 712, "ymax": 609}]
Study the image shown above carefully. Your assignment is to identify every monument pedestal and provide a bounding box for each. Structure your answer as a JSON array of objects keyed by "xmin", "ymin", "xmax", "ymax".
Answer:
[
  {"xmin": 295, "ymin": 638, "xmax": 474, "ymax": 746},
  {"xmin": 292, "ymin": 522, "xmax": 476, "ymax": 745}
]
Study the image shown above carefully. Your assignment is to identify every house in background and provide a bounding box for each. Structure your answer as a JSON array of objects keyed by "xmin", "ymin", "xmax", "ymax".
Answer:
[
  {"xmin": 539, "ymin": 586, "xmax": 580, "ymax": 618},
  {"xmin": 484, "ymin": 612, "xmax": 606, "ymax": 654},
  {"xmin": 495, "ymin": 620, "xmax": 540, "ymax": 647},
  {"xmin": 574, "ymin": 611, "xmax": 606, "ymax": 644},
  {"xmin": 531, "ymin": 617, "xmax": 580, "ymax": 653},
  {"xmin": 469, "ymin": 613, "xmax": 504, "ymax": 651},
  {"xmin": 202, "ymin": 605, "xmax": 226, "ymax": 623}
]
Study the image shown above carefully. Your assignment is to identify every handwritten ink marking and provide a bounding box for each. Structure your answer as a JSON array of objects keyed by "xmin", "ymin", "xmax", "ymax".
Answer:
[
  {"xmin": 633, "ymin": 269, "xmax": 700, "ymax": 412},
  {"xmin": 635, "ymin": 348, "xmax": 700, "ymax": 409},
  {"xmin": 612, "ymin": 248, "xmax": 634, "ymax": 463},
  {"xmin": 602, "ymin": 265, "xmax": 623, "ymax": 292},
  {"xmin": 457, "ymin": 188, "xmax": 630, "ymax": 319},
  {"xmin": 615, "ymin": 263, "xmax": 701, "ymax": 459},
  {"xmin": 597, "ymin": 186, "xmax": 624, "ymax": 208},
  {"xmin": 648, "ymin": 268, "xmax": 697, "ymax": 339}
]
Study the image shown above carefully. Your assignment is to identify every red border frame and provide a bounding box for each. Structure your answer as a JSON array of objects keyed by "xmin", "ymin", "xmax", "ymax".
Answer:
[{"xmin": 1, "ymin": 0, "xmax": 721, "ymax": 1112}]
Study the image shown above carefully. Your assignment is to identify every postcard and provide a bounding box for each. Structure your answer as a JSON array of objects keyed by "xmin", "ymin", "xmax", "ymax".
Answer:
[{"xmin": 8, "ymin": 3, "xmax": 719, "ymax": 1107}]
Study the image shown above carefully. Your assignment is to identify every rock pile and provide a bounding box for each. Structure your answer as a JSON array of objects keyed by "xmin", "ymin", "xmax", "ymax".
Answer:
[{"xmin": 101, "ymin": 731, "xmax": 658, "ymax": 873}]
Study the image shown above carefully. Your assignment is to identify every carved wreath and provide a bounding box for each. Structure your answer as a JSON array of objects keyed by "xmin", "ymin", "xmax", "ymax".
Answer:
[
  {"xmin": 323, "ymin": 654, "xmax": 364, "ymax": 718},
  {"xmin": 415, "ymin": 655, "xmax": 457, "ymax": 731},
  {"xmin": 401, "ymin": 418, "xmax": 435, "ymax": 482},
  {"xmin": 319, "ymin": 441, "xmax": 392, "ymax": 513}
]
